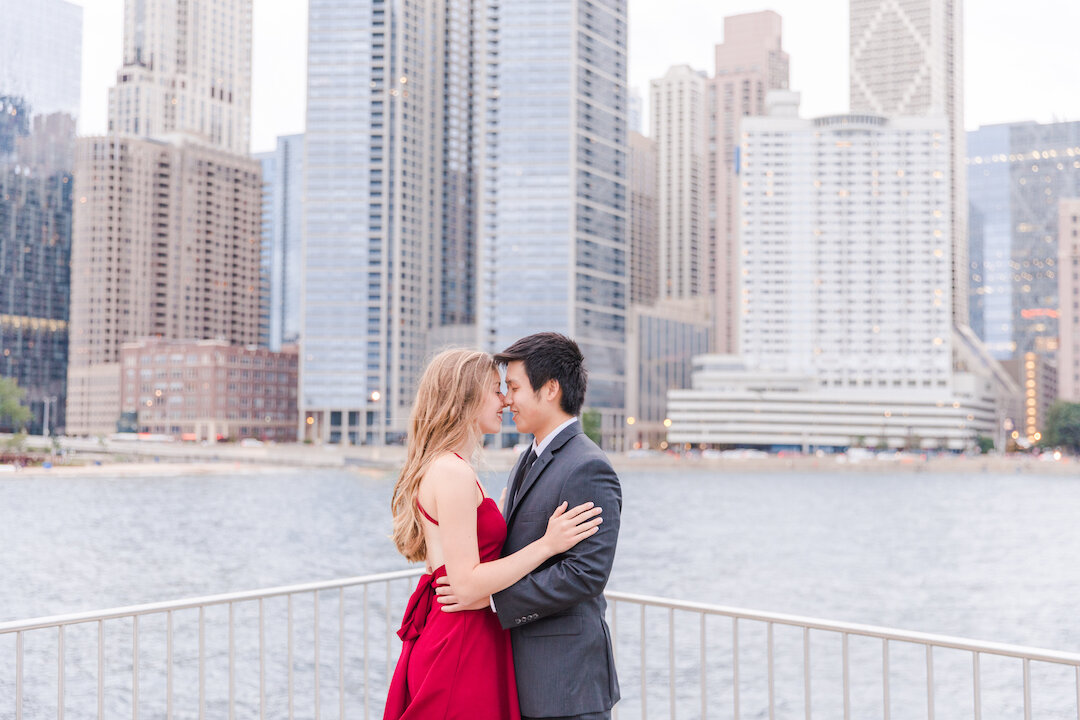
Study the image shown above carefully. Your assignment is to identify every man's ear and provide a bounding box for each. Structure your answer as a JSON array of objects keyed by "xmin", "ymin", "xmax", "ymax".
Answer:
[{"xmin": 543, "ymin": 378, "xmax": 561, "ymax": 404}]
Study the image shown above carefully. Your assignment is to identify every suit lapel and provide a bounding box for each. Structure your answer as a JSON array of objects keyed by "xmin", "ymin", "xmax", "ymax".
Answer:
[{"xmin": 506, "ymin": 421, "xmax": 582, "ymax": 525}]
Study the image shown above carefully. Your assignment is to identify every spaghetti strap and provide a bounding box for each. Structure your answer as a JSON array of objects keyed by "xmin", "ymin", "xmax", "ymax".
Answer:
[
  {"xmin": 416, "ymin": 499, "xmax": 439, "ymax": 526},
  {"xmin": 416, "ymin": 452, "xmax": 486, "ymax": 525},
  {"xmin": 451, "ymin": 452, "xmax": 485, "ymax": 495}
]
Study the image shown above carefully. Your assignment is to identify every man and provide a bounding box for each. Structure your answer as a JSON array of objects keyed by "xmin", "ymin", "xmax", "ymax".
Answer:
[{"xmin": 439, "ymin": 332, "xmax": 622, "ymax": 719}]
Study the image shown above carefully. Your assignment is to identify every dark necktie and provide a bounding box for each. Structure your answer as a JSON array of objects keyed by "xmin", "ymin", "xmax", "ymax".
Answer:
[{"xmin": 509, "ymin": 448, "xmax": 537, "ymax": 506}]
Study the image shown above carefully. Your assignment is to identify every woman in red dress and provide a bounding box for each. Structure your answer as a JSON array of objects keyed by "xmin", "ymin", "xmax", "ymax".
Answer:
[{"xmin": 384, "ymin": 349, "xmax": 602, "ymax": 720}]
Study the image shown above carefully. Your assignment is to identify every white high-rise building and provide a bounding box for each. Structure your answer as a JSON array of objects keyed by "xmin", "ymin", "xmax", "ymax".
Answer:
[
  {"xmin": 740, "ymin": 93, "xmax": 953, "ymax": 387},
  {"xmin": 650, "ymin": 65, "xmax": 708, "ymax": 302},
  {"xmin": 108, "ymin": 0, "xmax": 253, "ymax": 154},
  {"xmin": 0, "ymin": 0, "xmax": 82, "ymax": 120},
  {"xmin": 850, "ymin": 0, "xmax": 966, "ymax": 327},
  {"xmin": 667, "ymin": 93, "xmax": 1016, "ymax": 450}
]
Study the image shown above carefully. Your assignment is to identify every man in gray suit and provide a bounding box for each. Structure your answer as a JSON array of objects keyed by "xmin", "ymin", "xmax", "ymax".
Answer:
[{"xmin": 439, "ymin": 332, "xmax": 621, "ymax": 719}]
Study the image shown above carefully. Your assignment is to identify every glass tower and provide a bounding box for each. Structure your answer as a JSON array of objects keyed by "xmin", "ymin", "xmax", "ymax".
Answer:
[
  {"xmin": 967, "ymin": 121, "xmax": 1080, "ymax": 358},
  {"xmin": 302, "ymin": 0, "xmax": 482, "ymax": 444},
  {"xmin": 480, "ymin": 0, "xmax": 629, "ymax": 440}
]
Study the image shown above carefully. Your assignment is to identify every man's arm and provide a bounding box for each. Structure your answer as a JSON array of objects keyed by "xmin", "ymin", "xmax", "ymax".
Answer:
[{"xmin": 492, "ymin": 456, "xmax": 621, "ymax": 629}]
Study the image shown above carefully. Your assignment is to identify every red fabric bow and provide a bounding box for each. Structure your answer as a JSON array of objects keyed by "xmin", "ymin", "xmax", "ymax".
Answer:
[{"xmin": 396, "ymin": 566, "xmax": 448, "ymax": 642}]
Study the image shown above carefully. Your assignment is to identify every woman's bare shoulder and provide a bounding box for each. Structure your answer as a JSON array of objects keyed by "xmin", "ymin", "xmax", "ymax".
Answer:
[{"xmin": 422, "ymin": 454, "xmax": 476, "ymax": 491}]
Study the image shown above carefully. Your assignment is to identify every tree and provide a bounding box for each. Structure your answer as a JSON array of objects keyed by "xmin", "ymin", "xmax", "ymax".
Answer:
[
  {"xmin": 1041, "ymin": 401, "xmax": 1080, "ymax": 454},
  {"xmin": 976, "ymin": 435, "xmax": 995, "ymax": 454},
  {"xmin": 581, "ymin": 408, "xmax": 602, "ymax": 447},
  {"xmin": 0, "ymin": 377, "xmax": 31, "ymax": 432}
]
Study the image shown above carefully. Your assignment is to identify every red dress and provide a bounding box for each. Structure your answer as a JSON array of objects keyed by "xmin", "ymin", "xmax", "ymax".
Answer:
[{"xmin": 384, "ymin": 477, "xmax": 520, "ymax": 720}]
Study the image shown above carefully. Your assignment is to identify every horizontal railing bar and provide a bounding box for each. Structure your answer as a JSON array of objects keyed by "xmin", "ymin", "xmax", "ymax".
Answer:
[
  {"xmin": 604, "ymin": 591, "xmax": 1080, "ymax": 666},
  {"xmin": 4, "ymin": 574, "xmax": 1077, "ymax": 670},
  {"xmin": 0, "ymin": 569, "xmax": 426, "ymax": 634}
]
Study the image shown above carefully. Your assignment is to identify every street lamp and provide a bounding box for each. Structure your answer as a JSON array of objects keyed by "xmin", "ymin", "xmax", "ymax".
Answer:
[{"xmin": 370, "ymin": 390, "xmax": 383, "ymax": 446}]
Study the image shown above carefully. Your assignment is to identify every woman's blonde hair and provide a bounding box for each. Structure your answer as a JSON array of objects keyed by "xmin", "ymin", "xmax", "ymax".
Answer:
[{"xmin": 390, "ymin": 348, "xmax": 498, "ymax": 562}]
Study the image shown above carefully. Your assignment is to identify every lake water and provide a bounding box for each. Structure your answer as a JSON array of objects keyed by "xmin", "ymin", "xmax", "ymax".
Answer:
[{"xmin": 2, "ymin": 465, "xmax": 1079, "ymax": 718}]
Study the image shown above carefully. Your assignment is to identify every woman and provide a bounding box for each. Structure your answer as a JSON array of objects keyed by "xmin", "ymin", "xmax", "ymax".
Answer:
[{"xmin": 384, "ymin": 349, "xmax": 603, "ymax": 720}]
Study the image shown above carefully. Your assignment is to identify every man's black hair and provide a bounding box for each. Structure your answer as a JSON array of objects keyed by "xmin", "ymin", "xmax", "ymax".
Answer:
[{"xmin": 494, "ymin": 332, "xmax": 588, "ymax": 416}]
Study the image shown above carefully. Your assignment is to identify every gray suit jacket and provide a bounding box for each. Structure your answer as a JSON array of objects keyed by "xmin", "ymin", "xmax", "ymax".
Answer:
[{"xmin": 493, "ymin": 421, "xmax": 622, "ymax": 717}]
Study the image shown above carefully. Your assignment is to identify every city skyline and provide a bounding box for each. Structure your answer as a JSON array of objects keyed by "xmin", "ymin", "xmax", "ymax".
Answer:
[{"xmin": 69, "ymin": 0, "xmax": 1080, "ymax": 153}]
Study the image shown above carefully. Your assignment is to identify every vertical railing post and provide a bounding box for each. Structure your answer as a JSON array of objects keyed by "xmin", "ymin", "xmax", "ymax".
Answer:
[
  {"xmin": 58, "ymin": 625, "xmax": 65, "ymax": 720},
  {"xmin": 733, "ymin": 618, "xmax": 740, "ymax": 720},
  {"xmin": 314, "ymin": 592, "xmax": 321, "ymax": 720},
  {"xmin": 133, "ymin": 615, "xmax": 139, "ymax": 720},
  {"xmin": 973, "ymin": 652, "xmax": 981, "ymax": 720},
  {"xmin": 842, "ymin": 633, "xmax": 850, "ymax": 720},
  {"xmin": 701, "ymin": 612, "xmax": 707, "ymax": 720},
  {"xmin": 926, "ymin": 645, "xmax": 935, "ymax": 720},
  {"xmin": 669, "ymin": 607, "xmax": 676, "ymax": 720},
  {"xmin": 229, "ymin": 602, "xmax": 236, "ymax": 720},
  {"xmin": 199, "ymin": 607, "xmax": 206, "ymax": 720},
  {"xmin": 16, "ymin": 630, "xmax": 23, "ymax": 720},
  {"xmin": 803, "ymin": 627, "xmax": 811, "ymax": 720},
  {"xmin": 259, "ymin": 598, "xmax": 266, "ymax": 720},
  {"xmin": 640, "ymin": 604, "xmax": 647, "ymax": 720},
  {"xmin": 288, "ymin": 595, "xmax": 295, "ymax": 720},
  {"xmin": 98, "ymin": 620, "xmax": 105, "ymax": 720},
  {"xmin": 768, "ymin": 622, "xmax": 775, "ymax": 720},
  {"xmin": 882, "ymin": 638, "xmax": 891, "ymax": 720},
  {"xmin": 340, "ymin": 588, "xmax": 346, "ymax": 720}
]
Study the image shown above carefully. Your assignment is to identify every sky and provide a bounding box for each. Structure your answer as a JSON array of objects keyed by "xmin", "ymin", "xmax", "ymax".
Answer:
[{"xmin": 71, "ymin": 0, "xmax": 1080, "ymax": 154}]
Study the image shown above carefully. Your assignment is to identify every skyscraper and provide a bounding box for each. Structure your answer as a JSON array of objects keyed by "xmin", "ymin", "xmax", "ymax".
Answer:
[
  {"xmin": 256, "ymin": 134, "xmax": 304, "ymax": 351},
  {"xmin": 66, "ymin": 137, "xmax": 262, "ymax": 435},
  {"xmin": 0, "ymin": 0, "xmax": 82, "ymax": 121},
  {"xmin": 66, "ymin": 0, "xmax": 262, "ymax": 436},
  {"xmin": 1059, "ymin": 198, "xmax": 1080, "ymax": 402},
  {"xmin": 302, "ymin": 0, "xmax": 482, "ymax": 444},
  {"xmin": 709, "ymin": 11, "xmax": 789, "ymax": 353},
  {"xmin": 480, "ymin": 0, "xmax": 629, "ymax": 442},
  {"xmin": 628, "ymin": 131, "xmax": 658, "ymax": 306},
  {"xmin": 0, "ymin": 114, "xmax": 75, "ymax": 435},
  {"xmin": 651, "ymin": 65, "xmax": 708, "ymax": 302},
  {"xmin": 967, "ymin": 121, "xmax": 1080, "ymax": 359},
  {"xmin": 0, "ymin": 0, "xmax": 81, "ymax": 435},
  {"xmin": 666, "ymin": 93, "xmax": 1016, "ymax": 451},
  {"xmin": 850, "ymin": 0, "xmax": 967, "ymax": 328},
  {"xmin": 108, "ymin": 0, "xmax": 253, "ymax": 154}
]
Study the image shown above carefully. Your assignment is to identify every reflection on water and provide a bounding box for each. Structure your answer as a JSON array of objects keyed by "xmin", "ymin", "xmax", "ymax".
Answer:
[{"xmin": 2, "ymin": 467, "xmax": 1079, "ymax": 717}]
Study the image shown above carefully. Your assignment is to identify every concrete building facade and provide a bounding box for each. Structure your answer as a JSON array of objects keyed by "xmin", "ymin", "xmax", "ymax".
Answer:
[
  {"xmin": 651, "ymin": 65, "xmax": 708, "ymax": 302},
  {"xmin": 108, "ymin": 0, "xmax": 253, "ymax": 155},
  {"xmin": 628, "ymin": 130, "xmax": 658, "ymax": 306},
  {"xmin": 67, "ymin": 136, "xmax": 262, "ymax": 435}
]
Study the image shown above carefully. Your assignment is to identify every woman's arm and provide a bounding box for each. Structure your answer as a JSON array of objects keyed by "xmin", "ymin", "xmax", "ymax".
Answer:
[{"xmin": 433, "ymin": 461, "xmax": 601, "ymax": 607}]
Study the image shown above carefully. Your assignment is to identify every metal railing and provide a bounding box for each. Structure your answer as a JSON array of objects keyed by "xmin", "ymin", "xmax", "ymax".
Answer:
[
  {"xmin": 5, "ymin": 572, "xmax": 1080, "ymax": 719},
  {"xmin": 0, "ymin": 569, "xmax": 425, "ymax": 720},
  {"xmin": 605, "ymin": 590, "xmax": 1080, "ymax": 720}
]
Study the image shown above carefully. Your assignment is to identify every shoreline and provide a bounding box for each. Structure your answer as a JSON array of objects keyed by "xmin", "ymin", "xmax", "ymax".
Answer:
[{"xmin": 3, "ymin": 450, "xmax": 1075, "ymax": 477}]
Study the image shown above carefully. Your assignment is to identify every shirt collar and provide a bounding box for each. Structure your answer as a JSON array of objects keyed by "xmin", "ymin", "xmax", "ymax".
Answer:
[{"xmin": 532, "ymin": 416, "xmax": 578, "ymax": 457}]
